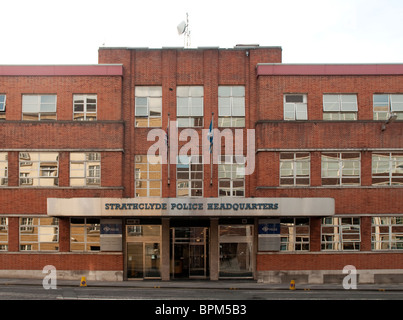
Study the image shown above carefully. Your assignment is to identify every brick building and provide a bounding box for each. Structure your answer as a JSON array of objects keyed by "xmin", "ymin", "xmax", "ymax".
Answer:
[{"xmin": 0, "ymin": 46, "xmax": 402, "ymax": 284}]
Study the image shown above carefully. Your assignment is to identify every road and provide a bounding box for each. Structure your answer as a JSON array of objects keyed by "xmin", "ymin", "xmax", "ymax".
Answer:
[{"xmin": 0, "ymin": 284, "xmax": 402, "ymax": 300}]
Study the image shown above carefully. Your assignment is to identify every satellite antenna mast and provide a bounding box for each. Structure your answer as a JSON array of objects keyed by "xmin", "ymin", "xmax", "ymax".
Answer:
[{"xmin": 177, "ymin": 12, "xmax": 191, "ymax": 48}]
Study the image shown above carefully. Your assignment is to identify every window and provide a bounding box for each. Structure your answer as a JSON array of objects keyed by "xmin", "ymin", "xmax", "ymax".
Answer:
[
  {"xmin": 19, "ymin": 152, "xmax": 59, "ymax": 186},
  {"xmin": 176, "ymin": 155, "xmax": 203, "ymax": 197},
  {"xmin": 70, "ymin": 218, "xmax": 100, "ymax": 251},
  {"xmin": 73, "ymin": 94, "xmax": 97, "ymax": 121},
  {"xmin": 280, "ymin": 153, "xmax": 310, "ymax": 186},
  {"xmin": 372, "ymin": 152, "xmax": 403, "ymax": 186},
  {"xmin": 284, "ymin": 94, "xmax": 307, "ymax": 120},
  {"xmin": 323, "ymin": 94, "xmax": 358, "ymax": 120},
  {"xmin": 373, "ymin": 94, "xmax": 403, "ymax": 120},
  {"xmin": 321, "ymin": 152, "xmax": 360, "ymax": 186},
  {"xmin": 19, "ymin": 217, "xmax": 59, "ymax": 251},
  {"xmin": 219, "ymin": 225, "xmax": 253, "ymax": 278},
  {"xmin": 372, "ymin": 217, "xmax": 403, "ymax": 250},
  {"xmin": 321, "ymin": 217, "xmax": 360, "ymax": 251},
  {"xmin": 0, "ymin": 94, "xmax": 6, "ymax": 120},
  {"xmin": 22, "ymin": 95, "xmax": 56, "ymax": 120},
  {"xmin": 135, "ymin": 155, "xmax": 162, "ymax": 197},
  {"xmin": 218, "ymin": 155, "xmax": 245, "ymax": 197},
  {"xmin": 135, "ymin": 87, "xmax": 162, "ymax": 127},
  {"xmin": 70, "ymin": 152, "xmax": 101, "ymax": 186},
  {"xmin": 0, "ymin": 217, "xmax": 8, "ymax": 251},
  {"xmin": 0, "ymin": 152, "xmax": 7, "ymax": 186},
  {"xmin": 177, "ymin": 86, "xmax": 203, "ymax": 127},
  {"xmin": 280, "ymin": 218, "xmax": 310, "ymax": 251},
  {"xmin": 218, "ymin": 86, "xmax": 245, "ymax": 127}
]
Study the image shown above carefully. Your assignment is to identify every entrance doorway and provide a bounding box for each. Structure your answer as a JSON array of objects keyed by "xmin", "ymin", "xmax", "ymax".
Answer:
[{"xmin": 170, "ymin": 227, "xmax": 209, "ymax": 279}]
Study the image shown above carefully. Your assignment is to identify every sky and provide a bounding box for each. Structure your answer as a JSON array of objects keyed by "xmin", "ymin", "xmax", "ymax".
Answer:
[{"xmin": 2, "ymin": 0, "xmax": 403, "ymax": 65}]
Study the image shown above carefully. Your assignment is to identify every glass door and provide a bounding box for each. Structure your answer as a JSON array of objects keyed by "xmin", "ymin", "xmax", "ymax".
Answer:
[{"xmin": 171, "ymin": 227, "xmax": 209, "ymax": 279}]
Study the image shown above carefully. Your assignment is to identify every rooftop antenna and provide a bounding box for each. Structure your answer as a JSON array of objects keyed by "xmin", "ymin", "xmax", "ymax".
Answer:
[{"xmin": 177, "ymin": 13, "xmax": 191, "ymax": 48}]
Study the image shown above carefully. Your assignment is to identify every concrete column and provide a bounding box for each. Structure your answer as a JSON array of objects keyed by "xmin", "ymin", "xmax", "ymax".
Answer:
[
  {"xmin": 161, "ymin": 218, "xmax": 170, "ymax": 281},
  {"xmin": 209, "ymin": 218, "xmax": 219, "ymax": 281}
]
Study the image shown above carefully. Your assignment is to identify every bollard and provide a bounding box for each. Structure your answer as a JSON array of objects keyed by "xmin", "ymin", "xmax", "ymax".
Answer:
[
  {"xmin": 80, "ymin": 276, "xmax": 87, "ymax": 287},
  {"xmin": 289, "ymin": 280, "xmax": 296, "ymax": 290}
]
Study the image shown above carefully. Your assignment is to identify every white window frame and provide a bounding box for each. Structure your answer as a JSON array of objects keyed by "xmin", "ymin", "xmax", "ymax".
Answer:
[
  {"xmin": 22, "ymin": 95, "xmax": 57, "ymax": 120},
  {"xmin": 0, "ymin": 94, "xmax": 6, "ymax": 112},
  {"xmin": 70, "ymin": 218, "xmax": 100, "ymax": 252},
  {"xmin": 218, "ymin": 155, "xmax": 245, "ymax": 197},
  {"xmin": 73, "ymin": 94, "xmax": 97, "ymax": 121},
  {"xmin": 323, "ymin": 94, "xmax": 358, "ymax": 120},
  {"xmin": 218, "ymin": 86, "xmax": 245, "ymax": 127},
  {"xmin": 176, "ymin": 86, "xmax": 203, "ymax": 127},
  {"xmin": 70, "ymin": 152, "xmax": 101, "ymax": 186},
  {"xmin": 280, "ymin": 218, "xmax": 310, "ymax": 251},
  {"xmin": 176, "ymin": 155, "xmax": 203, "ymax": 197},
  {"xmin": 19, "ymin": 152, "xmax": 59, "ymax": 187},
  {"xmin": 373, "ymin": 94, "xmax": 403, "ymax": 120},
  {"xmin": 135, "ymin": 86, "xmax": 162, "ymax": 127},
  {"xmin": 283, "ymin": 94, "xmax": 307, "ymax": 120},
  {"xmin": 372, "ymin": 217, "xmax": 403, "ymax": 250},
  {"xmin": 19, "ymin": 217, "xmax": 59, "ymax": 251},
  {"xmin": 321, "ymin": 217, "xmax": 361, "ymax": 251},
  {"xmin": 0, "ymin": 152, "xmax": 7, "ymax": 186},
  {"xmin": 372, "ymin": 152, "xmax": 403, "ymax": 186},
  {"xmin": 134, "ymin": 155, "xmax": 162, "ymax": 197},
  {"xmin": 321, "ymin": 152, "xmax": 361, "ymax": 186},
  {"xmin": 280, "ymin": 152, "xmax": 310, "ymax": 186}
]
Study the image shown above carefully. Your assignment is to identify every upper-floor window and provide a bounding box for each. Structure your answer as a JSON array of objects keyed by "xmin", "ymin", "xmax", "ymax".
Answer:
[
  {"xmin": 73, "ymin": 94, "xmax": 97, "ymax": 121},
  {"xmin": 70, "ymin": 152, "xmax": 101, "ymax": 186},
  {"xmin": 177, "ymin": 86, "xmax": 203, "ymax": 127},
  {"xmin": 0, "ymin": 152, "xmax": 7, "ymax": 186},
  {"xmin": 135, "ymin": 86, "xmax": 162, "ymax": 127},
  {"xmin": 22, "ymin": 95, "xmax": 56, "ymax": 120},
  {"xmin": 283, "ymin": 94, "xmax": 307, "ymax": 120},
  {"xmin": 218, "ymin": 155, "xmax": 245, "ymax": 197},
  {"xmin": 280, "ymin": 152, "xmax": 310, "ymax": 186},
  {"xmin": 176, "ymin": 155, "xmax": 203, "ymax": 197},
  {"xmin": 19, "ymin": 152, "xmax": 59, "ymax": 186},
  {"xmin": 218, "ymin": 86, "xmax": 245, "ymax": 127},
  {"xmin": 373, "ymin": 94, "xmax": 403, "ymax": 120},
  {"xmin": 323, "ymin": 94, "xmax": 358, "ymax": 120},
  {"xmin": 372, "ymin": 152, "xmax": 403, "ymax": 186},
  {"xmin": 135, "ymin": 155, "xmax": 162, "ymax": 197},
  {"xmin": 0, "ymin": 94, "xmax": 6, "ymax": 120},
  {"xmin": 321, "ymin": 152, "xmax": 360, "ymax": 186}
]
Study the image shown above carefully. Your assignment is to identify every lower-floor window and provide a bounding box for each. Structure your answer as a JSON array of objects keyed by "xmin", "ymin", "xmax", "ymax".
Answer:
[
  {"xmin": 321, "ymin": 217, "xmax": 361, "ymax": 251},
  {"xmin": 0, "ymin": 217, "xmax": 8, "ymax": 251},
  {"xmin": 20, "ymin": 217, "xmax": 59, "ymax": 251},
  {"xmin": 372, "ymin": 217, "xmax": 403, "ymax": 250},
  {"xmin": 280, "ymin": 218, "xmax": 310, "ymax": 251},
  {"xmin": 70, "ymin": 218, "xmax": 100, "ymax": 251},
  {"xmin": 219, "ymin": 225, "xmax": 253, "ymax": 278}
]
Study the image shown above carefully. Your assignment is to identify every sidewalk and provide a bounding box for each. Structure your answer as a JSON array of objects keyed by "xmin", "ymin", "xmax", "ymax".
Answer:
[{"xmin": 1, "ymin": 277, "xmax": 403, "ymax": 291}]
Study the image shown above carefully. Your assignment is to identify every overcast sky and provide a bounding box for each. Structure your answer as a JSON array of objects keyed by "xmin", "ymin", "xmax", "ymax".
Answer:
[{"xmin": 2, "ymin": 0, "xmax": 403, "ymax": 64}]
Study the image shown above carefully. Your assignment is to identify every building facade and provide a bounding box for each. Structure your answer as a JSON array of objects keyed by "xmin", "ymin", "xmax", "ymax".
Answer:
[{"xmin": 0, "ymin": 46, "xmax": 402, "ymax": 284}]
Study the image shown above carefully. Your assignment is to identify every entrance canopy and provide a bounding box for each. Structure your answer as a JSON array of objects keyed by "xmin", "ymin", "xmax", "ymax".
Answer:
[{"xmin": 47, "ymin": 197, "xmax": 334, "ymax": 217}]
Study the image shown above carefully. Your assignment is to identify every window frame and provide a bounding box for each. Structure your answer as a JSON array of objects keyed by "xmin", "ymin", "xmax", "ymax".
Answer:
[
  {"xmin": 321, "ymin": 217, "xmax": 361, "ymax": 251},
  {"xmin": 321, "ymin": 152, "xmax": 361, "ymax": 186},
  {"xmin": 19, "ymin": 152, "xmax": 59, "ymax": 187},
  {"xmin": 70, "ymin": 218, "xmax": 100, "ymax": 252},
  {"xmin": 0, "ymin": 152, "xmax": 8, "ymax": 186},
  {"xmin": 372, "ymin": 152, "xmax": 403, "ymax": 186},
  {"xmin": 218, "ymin": 86, "xmax": 245, "ymax": 127},
  {"xmin": 283, "ymin": 94, "xmax": 308, "ymax": 121},
  {"xmin": 19, "ymin": 217, "xmax": 59, "ymax": 251},
  {"xmin": 372, "ymin": 217, "xmax": 403, "ymax": 250},
  {"xmin": 176, "ymin": 86, "xmax": 204, "ymax": 128},
  {"xmin": 134, "ymin": 155, "xmax": 162, "ymax": 197},
  {"xmin": 373, "ymin": 94, "xmax": 403, "ymax": 120},
  {"xmin": 135, "ymin": 86, "xmax": 162, "ymax": 127},
  {"xmin": 22, "ymin": 94, "xmax": 57, "ymax": 121},
  {"xmin": 280, "ymin": 218, "xmax": 310, "ymax": 251},
  {"xmin": 73, "ymin": 94, "xmax": 97, "ymax": 121},
  {"xmin": 280, "ymin": 152, "xmax": 310, "ymax": 186},
  {"xmin": 176, "ymin": 155, "xmax": 203, "ymax": 197},
  {"xmin": 70, "ymin": 152, "xmax": 101, "ymax": 187},
  {"xmin": 323, "ymin": 94, "xmax": 358, "ymax": 120},
  {"xmin": 218, "ymin": 155, "xmax": 245, "ymax": 197}
]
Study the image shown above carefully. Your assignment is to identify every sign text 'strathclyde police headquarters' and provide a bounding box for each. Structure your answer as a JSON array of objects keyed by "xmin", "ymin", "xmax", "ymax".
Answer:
[{"xmin": 47, "ymin": 198, "xmax": 335, "ymax": 217}]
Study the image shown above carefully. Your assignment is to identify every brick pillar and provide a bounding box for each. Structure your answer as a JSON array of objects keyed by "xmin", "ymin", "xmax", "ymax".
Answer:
[
  {"xmin": 209, "ymin": 218, "xmax": 219, "ymax": 280},
  {"xmin": 58, "ymin": 217, "xmax": 70, "ymax": 252},
  {"xmin": 310, "ymin": 217, "xmax": 322, "ymax": 252},
  {"xmin": 8, "ymin": 217, "xmax": 19, "ymax": 252},
  {"xmin": 360, "ymin": 216, "xmax": 372, "ymax": 251}
]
